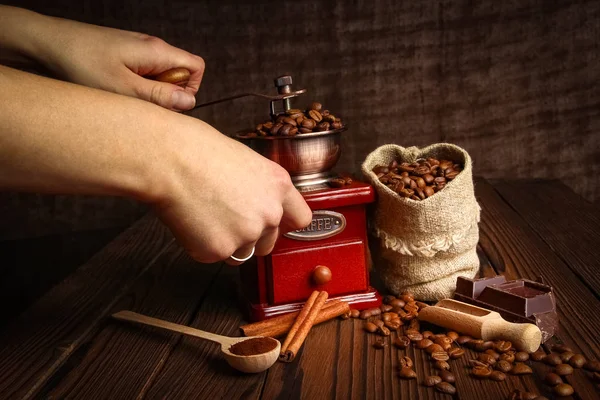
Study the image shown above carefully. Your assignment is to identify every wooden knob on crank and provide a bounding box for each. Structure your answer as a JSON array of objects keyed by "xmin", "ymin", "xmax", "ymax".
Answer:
[
  {"xmin": 313, "ymin": 265, "xmax": 332, "ymax": 285},
  {"xmin": 153, "ymin": 68, "xmax": 191, "ymax": 87}
]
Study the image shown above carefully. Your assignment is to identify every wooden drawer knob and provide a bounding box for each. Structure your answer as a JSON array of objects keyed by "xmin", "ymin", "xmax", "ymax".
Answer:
[{"xmin": 313, "ymin": 265, "xmax": 332, "ymax": 285}]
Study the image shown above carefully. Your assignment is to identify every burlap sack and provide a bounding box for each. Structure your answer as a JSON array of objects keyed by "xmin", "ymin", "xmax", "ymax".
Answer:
[{"xmin": 361, "ymin": 143, "xmax": 480, "ymax": 301}]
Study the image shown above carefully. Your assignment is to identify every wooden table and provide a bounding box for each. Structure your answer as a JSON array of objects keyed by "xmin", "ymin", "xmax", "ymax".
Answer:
[{"xmin": 1, "ymin": 179, "xmax": 599, "ymax": 400}]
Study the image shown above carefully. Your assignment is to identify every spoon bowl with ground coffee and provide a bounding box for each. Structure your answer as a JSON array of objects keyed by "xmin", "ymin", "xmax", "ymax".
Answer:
[{"xmin": 112, "ymin": 310, "xmax": 280, "ymax": 373}]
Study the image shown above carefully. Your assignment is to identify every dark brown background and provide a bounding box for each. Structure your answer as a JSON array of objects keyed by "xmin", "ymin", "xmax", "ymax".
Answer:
[{"xmin": 1, "ymin": 0, "xmax": 599, "ymax": 322}]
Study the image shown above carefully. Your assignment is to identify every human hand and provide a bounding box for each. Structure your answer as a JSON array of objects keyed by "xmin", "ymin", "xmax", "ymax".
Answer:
[
  {"xmin": 151, "ymin": 117, "xmax": 312, "ymax": 264},
  {"xmin": 4, "ymin": 7, "xmax": 204, "ymax": 111}
]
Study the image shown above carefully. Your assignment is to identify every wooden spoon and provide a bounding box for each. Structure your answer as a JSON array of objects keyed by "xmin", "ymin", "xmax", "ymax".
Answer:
[
  {"xmin": 112, "ymin": 310, "xmax": 280, "ymax": 373},
  {"xmin": 418, "ymin": 299, "xmax": 542, "ymax": 353}
]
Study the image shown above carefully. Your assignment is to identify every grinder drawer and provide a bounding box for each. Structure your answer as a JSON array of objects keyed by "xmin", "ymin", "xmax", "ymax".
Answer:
[{"xmin": 269, "ymin": 239, "xmax": 368, "ymax": 305}]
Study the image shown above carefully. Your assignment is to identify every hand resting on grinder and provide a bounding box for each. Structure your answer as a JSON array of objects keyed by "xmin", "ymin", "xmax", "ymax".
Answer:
[{"xmin": 0, "ymin": 9, "xmax": 312, "ymax": 263}]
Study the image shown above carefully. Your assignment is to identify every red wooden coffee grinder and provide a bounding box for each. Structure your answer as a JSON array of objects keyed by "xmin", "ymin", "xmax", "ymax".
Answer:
[{"xmin": 236, "ymin": 76, "xmax": 381, "ymax": 321}]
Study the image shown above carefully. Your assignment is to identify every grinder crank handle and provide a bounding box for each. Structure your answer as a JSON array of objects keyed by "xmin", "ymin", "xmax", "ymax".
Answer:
[
  {"xmin": 481, "ymin": 318, "xmax": 542, "ymax": 353},
  {"xmin": 152, "ymin": 68, "xmax": 306, "ymax": 110}
]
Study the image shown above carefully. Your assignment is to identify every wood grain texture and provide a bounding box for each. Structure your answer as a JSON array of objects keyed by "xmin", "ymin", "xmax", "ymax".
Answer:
[
  {"xmin": 1, "ymin": 180, "xmax": 600, "ymax": 399},
  {"xmin": 476, "ymin": 178, "xmax": 600, "ymax": 400},
  {"xmin": 0, "ymin": 215, "xmax": 173, "ymax": 399},
  {"xmin": 1, "ymin": 0, "xmax": 599, "ymax": 245},
  {"xmin": 40, "ymin": 248, "xmax": 221, "ymax": 399},
  {"xmin": 491, "ymin": 179, "xmax": 600, "ymax": 297},
  {"xmin": 142, "ymin": 266, "xmax": 266, "ymax": 400}
]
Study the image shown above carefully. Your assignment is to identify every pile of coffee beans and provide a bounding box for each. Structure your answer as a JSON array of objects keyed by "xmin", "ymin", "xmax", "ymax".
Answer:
[
  {"xmin": 342, "ymin": 293, "xmax": 599, "ymax": 399},
  {"xmin": 372, "ymin": 158, "xmax": 462, "ymax": 200},
  {"xmin": 242, "ymin": 102, "xmax": 344, "ymax": 138}
]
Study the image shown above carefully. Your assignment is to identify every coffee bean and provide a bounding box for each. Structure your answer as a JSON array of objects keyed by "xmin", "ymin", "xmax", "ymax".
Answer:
[
  {"xmin": 511, "ymin": 362, "xmax": 533, "ymax": 375},
  {"xmin": 422, "ymin": 331, "xmax": 434, "ymax": 339},
  {"xmin": 424, "ymin": 375, "xmax": 442, "ymax": 387},
  {"xmin": 315, "ymin": 121, "xmax": 330, "ymax": 131},
  {"xmin": 378, "ymin": 326, "xmax": 391, "ymax": 336},
  {"xmin": 308, "ymin": 102, "xmax": 322, "ymax": 111},
  {"xmin": 435, "ymin": 382, "xmax": 456, "ymax": 395},
  {"xmin": 426, "ymin": 344, "xmax": 445, "ymax": 354},
  {"xmin": 406, "ymin": 332, "xmax": 423, "ymax": 342},
  {"xmin": 515, "ymin": 392, "xmax": 540, "ymax": 400},
  {"xmin": 359, "ymin": 310, "xmax": 371, "ymax": 319},
  {"xmin": 553, "ymin": 383, "xmax": 574, "ymax": 397},
  {"xmin": 364, "ymin": 322, "xmax": 378, "ymax": 333},
  {"xmin": 559, "ymin": 351, "xmax": 575, "ymax": 363},
  {"xmin": 282, "ymin": 117, "xmax": 297, "ymax": 127},
  {"xmin": 544, "ymin": 353, "xmax": 562, "ymax": 366},
  {"xmin": 490, "ymin": 370, "xmax": 506, "ymax": 381},
  {"xmin": 431, "ymin": 351, "xmax": 450, "ymax": 362},
  {"xmin": 495, "ymin": 360, "xmax": 513, "ymax": 373},
  {"xmin": 545, "ymin": 372, "xmax": 563, "ymax": 386},
  {"xmin": 500, "ymin": 351, "xmax": 515, "ymax": 363},
  {"xmin": 456, "ymin": 335, "xmax": 472, "ymax": 345},
  {"xmin": 530, "ymin": 350, "xmax": 546, "ymax": 361},
  {"xmin": 373, "ymin": 338, "xmax": 386, "ymax": 349},
  {"xmin": 569, "ymin": 354, "xmax": 586, "ymax": 368},
  {"xmin": 434, "ymin": 360, "xmax": 451, "ymax": 370},
  {"xmin": 416, "ymin": 338, "xmax": 434, "ymax": 349},
  {"xmin": 552, "ymin": 344, "xmax": 574, "ymax": 354},
  {"xmin": 321, "ymin": 109, "xmax": 330, "ymax": 117},
  {"xmin": 389, "ymin": 298, "xmax": 405, "ymax": 308},
  {"xmin": 407, "ymin": 319, "xmax": 420, "ymax": 331},
  {"xmin": 397, "ymin": 367, "xmax": 417, "ymax": 379},
  {"xmin": 393, "ymin": 336, "xmax": 410, "ymax": 349},
  {"xmin": 485, "ymin": 349, "xmax": 500, "ymax": 360},
  {"xmin": 478, "ymin": 353, "xmax": 497, "ymax": 366},
  {"xmin": 438, "ymin": 370, "xmax": 455, "ymax": 383},
  {"xmin": 448, "ymin": 348, "xmax": 465, "ymax": 359},
  {"xmin": 373, "ymin": 320, "xmax": 384, "ymax": 329},
  {"xmin": 308, "ymin": 109, "xmax": 323, "ymax": 122},
  {"xmin": 584, "ymin": 360, "xmax": 600, "ymax": 372},
  {"xmin": 554, "ymin": 363, "xmax": 573, "ymax": 376},
  {"xmin": 399, "ymin": 356, "xmax": 413, "ymax": 368},
  {"xmin": 468, "ymin": 359, "xmax": 488, "ymax": 368},
  {"xmin": 299, "ymin": 127, "xmax": 312, "ymax": 133},
  {"xmin": 385, "ymin": 320, "xmax": 402, "ymax": 330},
  {"xmin": 434, "ymin": 336, "xmax": 453, "ymax": 351},
  {"xmin": 382, "ymin": 295, "xmax": 396, "ymax": 304},
  {"xmin": 374, "ymin": 157, "xmax": 462, "ymax": 200},
  {"xmin": 301, "ymin": 118, "xmax": 316, "ymax": 129},
  {"xmin": 469, "ymin": 339, "xmax": 486, "ymax": 352},
  {"xmin": 494, "ymin": 340, "xmax": 512, "ymax": 353},
  {"xmin": 349, "ymin": 309, "xmax": 360, "ymax": 318},
  {"xmin": 472, "ymin": 365, "xmax": 492, "ymax": 379},
  {"xmin": 515, "ymin": 351, "xmax": 530, "ymax": 362}
]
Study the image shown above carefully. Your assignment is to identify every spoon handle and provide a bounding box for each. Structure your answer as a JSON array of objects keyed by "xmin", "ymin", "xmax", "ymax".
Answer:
[{"xmin": 112, "ymin": 310, "xmax": 229, "ymax": 346}]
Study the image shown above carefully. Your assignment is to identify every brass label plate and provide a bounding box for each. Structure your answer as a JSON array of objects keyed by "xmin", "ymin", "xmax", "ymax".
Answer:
[{"xmin": 284, "ymin": 210, "xmax": 346, "ymax": 241}]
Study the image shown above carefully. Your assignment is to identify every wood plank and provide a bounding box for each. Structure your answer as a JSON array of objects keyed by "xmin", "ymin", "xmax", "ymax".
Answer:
[
  {"xmin": 491, "ymin": 179, "xmax": 600, "ymax": 297},
  {"xmin": 143, "ymin": 265, "xmax": 266, "ymax": 399},
  {"xmin": 38, "ymin": 247, "xmax": 221, "ymax": 399},
  {"xmin": 0, "ymin": 215, "xmax": 174, "ymax": 399},
  {"xmin": 476, "ymin": 179, "xmax": 600, "ymax": 400},
  {"xmin": 0, "ymin": 227, "xmax": 126, "ymax": 328}
]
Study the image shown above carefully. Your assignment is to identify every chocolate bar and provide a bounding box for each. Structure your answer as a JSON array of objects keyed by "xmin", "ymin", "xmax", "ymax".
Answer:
[{"xmin": 454, "ymin": 276, "xmax": 558, "ymax": 342}]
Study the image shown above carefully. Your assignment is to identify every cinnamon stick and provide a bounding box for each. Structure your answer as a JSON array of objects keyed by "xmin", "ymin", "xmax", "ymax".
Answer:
[
  {"xmin": 279, "ymin": 290, "xmax": 328, "ymax": 362},
  {"xmin": 240, "ymin": 300, "xmax": 349, "ymax": 338}
]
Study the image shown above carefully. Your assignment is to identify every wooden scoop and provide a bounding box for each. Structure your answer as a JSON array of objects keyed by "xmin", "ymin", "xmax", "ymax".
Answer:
[
  {"xmin": 112, "ymin": 310, "xmax": 280, "ymax": 374},
  {"xmin": 417, "ymin": 299, "xmax": 542, "ymax": 353}
]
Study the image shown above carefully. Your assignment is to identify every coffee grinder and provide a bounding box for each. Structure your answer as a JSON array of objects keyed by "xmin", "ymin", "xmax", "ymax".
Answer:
[{"xmin": 235, "ymin": 76, "xmax": 382, "ymax": 321}]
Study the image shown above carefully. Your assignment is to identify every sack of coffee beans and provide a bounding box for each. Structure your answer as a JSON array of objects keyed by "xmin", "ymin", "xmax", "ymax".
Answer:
[{"xmin": 361, "ymin": 143, "xmax": 480, "ymax": 301}]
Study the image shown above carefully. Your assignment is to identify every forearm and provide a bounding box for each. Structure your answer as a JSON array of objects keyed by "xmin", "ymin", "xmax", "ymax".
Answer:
[
  {"xmin": 0, "ymin": 65, "xmax": 183, "ymax": 201},
  {"xmin": 0, "ymin": 6, "xmax": 48, "ymax": 68}
]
